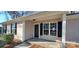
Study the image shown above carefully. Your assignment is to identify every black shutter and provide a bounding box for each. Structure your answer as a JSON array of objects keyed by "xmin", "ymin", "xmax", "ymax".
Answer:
[
  {"xmin": 58, "ymin": 21, "xmax": 62, "ymax": 37},
  {"xmin": 15, "ymin": 23, "xmax": 17, "ymax": 35},
  {"xmin": 11, "ymin": 24, "xmax": 12, "ymax": 33},
  {"xmin": 6, "ymin": 24, "xmax": 7, "ymax": 33},
  {"xmin": 4, "ymin": 24, "xmax": 7, "ymax": 33},
  {"xmin": 40, "ymin": 23, "xmax": 43, "ymax": 35}
]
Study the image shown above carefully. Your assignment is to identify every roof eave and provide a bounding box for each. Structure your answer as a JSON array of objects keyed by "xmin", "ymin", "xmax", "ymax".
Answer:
[{"xmin": 2, "ymin": 11, "xmax": 68, "ymax": 25}]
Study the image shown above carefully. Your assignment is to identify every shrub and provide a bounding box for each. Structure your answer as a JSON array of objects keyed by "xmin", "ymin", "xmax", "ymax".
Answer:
[
  {"xmin": 3, "ymin": 34, "xmax": 14, "ymax": 44},
  {"xmin": 0, "ymin": 40, "xmax": 6, "ymax": 48}
]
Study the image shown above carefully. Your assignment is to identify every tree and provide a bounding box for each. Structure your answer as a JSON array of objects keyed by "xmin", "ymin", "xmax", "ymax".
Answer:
[{"xmin": 7, "ymin": 11, "xmax": 39, "ymax": 19}]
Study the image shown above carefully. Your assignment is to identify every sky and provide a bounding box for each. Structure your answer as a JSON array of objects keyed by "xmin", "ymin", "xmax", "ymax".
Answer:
[{"xmin": 0, "ymin": 11, "xmax": 11, "ymax": 23}]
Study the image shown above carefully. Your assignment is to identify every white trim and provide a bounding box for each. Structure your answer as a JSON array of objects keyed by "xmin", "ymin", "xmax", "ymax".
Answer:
[
  {"xmin": 43, "ymin": 22, "xmax": 49, "ymax": 35},
  {"xmin": 22, "ymin": 21, "xmax": 26, "ymax": 41},
  {"xmin": 56, "ymin": 22, "xmax": 58, "ymax": 37},
  {"xmin": 33, "ymin": 22, "xmax": 58, "ymax": 40},
  {"xmin": 50, "ymin": 22, "xmax": 57, "ymax": 36},
  {"xmin": 43, "ymin": 22, "xmax": 57, "ymax": 36},
  {"xmin": 49, "ymin": 22, "xmax": 50, "ymax": 36}
]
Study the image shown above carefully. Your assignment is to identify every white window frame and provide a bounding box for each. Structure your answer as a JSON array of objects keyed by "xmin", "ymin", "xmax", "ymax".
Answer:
[
  {"xmin": 11, "ymin": 23, "xmax": 17, "ymax": 35},
  {"xmin": 43, "ymin": 22, "xmax": 57, "ymax": 36},
  {"xmin": 50, "ymin": 22, "xmax": 57, "ymax": 36},
  {"xmin": 33, "ymin": 22, "xmax": 57, "ymax": 38},
  {"xmin": 43, "ymin": 22, "xmax": 49, "ymax": 35}
]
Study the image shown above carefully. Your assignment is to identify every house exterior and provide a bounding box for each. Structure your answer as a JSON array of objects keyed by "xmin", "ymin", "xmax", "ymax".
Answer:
[
  {"xmin": 2, "ymin": 11, "xmax": 79, "ymax": 45},
  {"xmin": 0, "ymin": 24, "xmax": 2, "ymax": 35}
]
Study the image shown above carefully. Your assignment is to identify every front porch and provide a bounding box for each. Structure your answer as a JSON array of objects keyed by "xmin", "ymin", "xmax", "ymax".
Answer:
[
  {"xmin": 22, "ymin": 12, "xmax": 79, "ymax": 48},
  {"xmin": 22, "ymin": 12, "xmax": 66, "ymax": 48},
  {"xmin": 23, "ymin": 16, "xmax": 63, "ymax": 41}
]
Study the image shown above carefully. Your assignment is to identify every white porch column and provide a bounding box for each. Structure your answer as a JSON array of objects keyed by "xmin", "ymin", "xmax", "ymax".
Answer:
[
  {"xmin": 61, "ymin": 14, "xmax": 67, "ymax": 48},
  {"xmin": 22, "ymin": 21, "xmax": 26, "ymax": 41}
]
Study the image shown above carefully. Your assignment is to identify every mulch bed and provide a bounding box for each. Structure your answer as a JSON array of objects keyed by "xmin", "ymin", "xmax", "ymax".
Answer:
[
  {"xmin": 29, "ymin": 44, "xmax": 46, "ymax": 48},
  {"xmin": 56, "ymin": 40, "xmax": 79, "ymax": 48},
  {"xmin": 65, "ymin": 43, "xmax": 79, "ymax": 48},
  {"xmin": 4, "ymin": 39, "xmax": 21, "ymax": 48}
]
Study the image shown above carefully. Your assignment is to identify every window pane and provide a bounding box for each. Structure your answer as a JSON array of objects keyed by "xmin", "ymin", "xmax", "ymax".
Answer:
[
  {"xmin": 12, "ymin": 29, "xmax": 15, "ymax": 34},
  {"xmin": 50, "ymin": 30, "xmax": 56, "ymax": 36},
  {"xmin": 50, "ymin": 23, "xmax": 56, "ymax": 30},
  {"xmin": 0, "ymin": 27, "xmax": 1, "ymax": 34},
  {"xmin": 12, "ymin": 24, "xmax": 15, "ymax": 29},
  {"xmin": 11, "ymin": 24, "xmax": 15, "ymax": 34},
  {"xmin": 44, "ymin": 30, "xmax": 49, "ymax": 35},
  {"xmin": 3, "ymin": 25, "xmax": 7, "ymax": 33},
  {"xmin": 11, "ymin": 23, "xmax": 17, "ymax": 34},
  {"xmin": 43, "ymin": 23, "xmax": 49, "ymax": 35},
  {"xmin": 50, "ymin": 23, "xmax": 56, "ymax": 36},
  {"xmin": 44, "ymin": 23, "xmax": 49, "ymax": 30}
]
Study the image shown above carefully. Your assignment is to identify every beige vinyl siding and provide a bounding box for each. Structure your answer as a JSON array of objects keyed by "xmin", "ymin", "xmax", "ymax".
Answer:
[
  {"xmin": 15, "ymin": 22, "xmax": 24, "ymax": 41},
  {"xmin": 6, "ymin": 22, "xmax": 24, "ymax": 41},
  {"xmin": 66, "ymin": 19, "xmax": 79, "ymax": 42},
  {"xmin": 25, "ymin": 21, "xmax": 33, "ymax": 40}
]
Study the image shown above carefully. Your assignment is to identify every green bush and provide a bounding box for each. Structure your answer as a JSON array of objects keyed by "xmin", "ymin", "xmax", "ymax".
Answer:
[{"xmin": 3, "ymin": 34, "xmax": 14, "ymax": 44}]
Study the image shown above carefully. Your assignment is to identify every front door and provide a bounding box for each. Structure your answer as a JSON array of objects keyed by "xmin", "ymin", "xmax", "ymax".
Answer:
[
  {"xmin": 34, "ymin": 24, "xmax": 39, "ymax": 38},
  {"xmin": 58, "ymin": 21, "xmax": 62, "ymax": 37}
]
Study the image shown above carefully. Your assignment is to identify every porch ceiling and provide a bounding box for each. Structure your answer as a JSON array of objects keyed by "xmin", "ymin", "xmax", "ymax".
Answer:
[
  {"xmin": 23, "ymin": 11, "xmax": 67, "ymax": 21},
  {"xmin": 26, "ymin": 15, "xmax": 62, "ymax": 22}
]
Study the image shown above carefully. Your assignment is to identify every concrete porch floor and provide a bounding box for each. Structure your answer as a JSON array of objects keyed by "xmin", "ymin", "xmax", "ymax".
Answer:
[{"xmin": 14, "ymin": 38, "xmax": 56, "ymax": 48}]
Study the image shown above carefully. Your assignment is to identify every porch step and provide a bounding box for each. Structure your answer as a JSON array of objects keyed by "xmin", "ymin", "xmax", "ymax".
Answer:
[
  {"xmin": 29, "ymin": 42, "xmax": 56, "ymax": 48},
  {"xmin": 26, "ymin": 38, "xmax": 56, "ymax": 42}
]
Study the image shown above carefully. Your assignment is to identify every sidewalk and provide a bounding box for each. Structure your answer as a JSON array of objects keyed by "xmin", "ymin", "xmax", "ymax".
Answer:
[{"xmin": 14, "ymin": 42, "xmax": 30, "ymax": 48}]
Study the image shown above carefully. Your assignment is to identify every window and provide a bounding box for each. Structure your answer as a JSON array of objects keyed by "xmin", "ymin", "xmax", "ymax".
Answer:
[
  {"xmin": 11, "ymin": 23, "xmax": 17, "ymax": 34},
  {"xmin": 0, "ymin": 27, "xmax": 2, "ymax": 34},
  {"xmin": 43, "ymin": 23, "xmax": 49, "ymax": 35},
  {"xmin": 3, "ymin": 25, "xmax": 7, "ymax": 34},
  {"xmin": 42, "ymin": 22, "xmax": 57, "ymax": 36},
  {"xmin": 50, "ymin": 23, "xmax": 56, "ymax": 36}
]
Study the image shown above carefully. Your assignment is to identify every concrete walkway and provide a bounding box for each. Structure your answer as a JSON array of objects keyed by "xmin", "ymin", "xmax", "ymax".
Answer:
[{"xmin": 14, "ymin": 42, "xmax": 30, "ymax": 48}]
